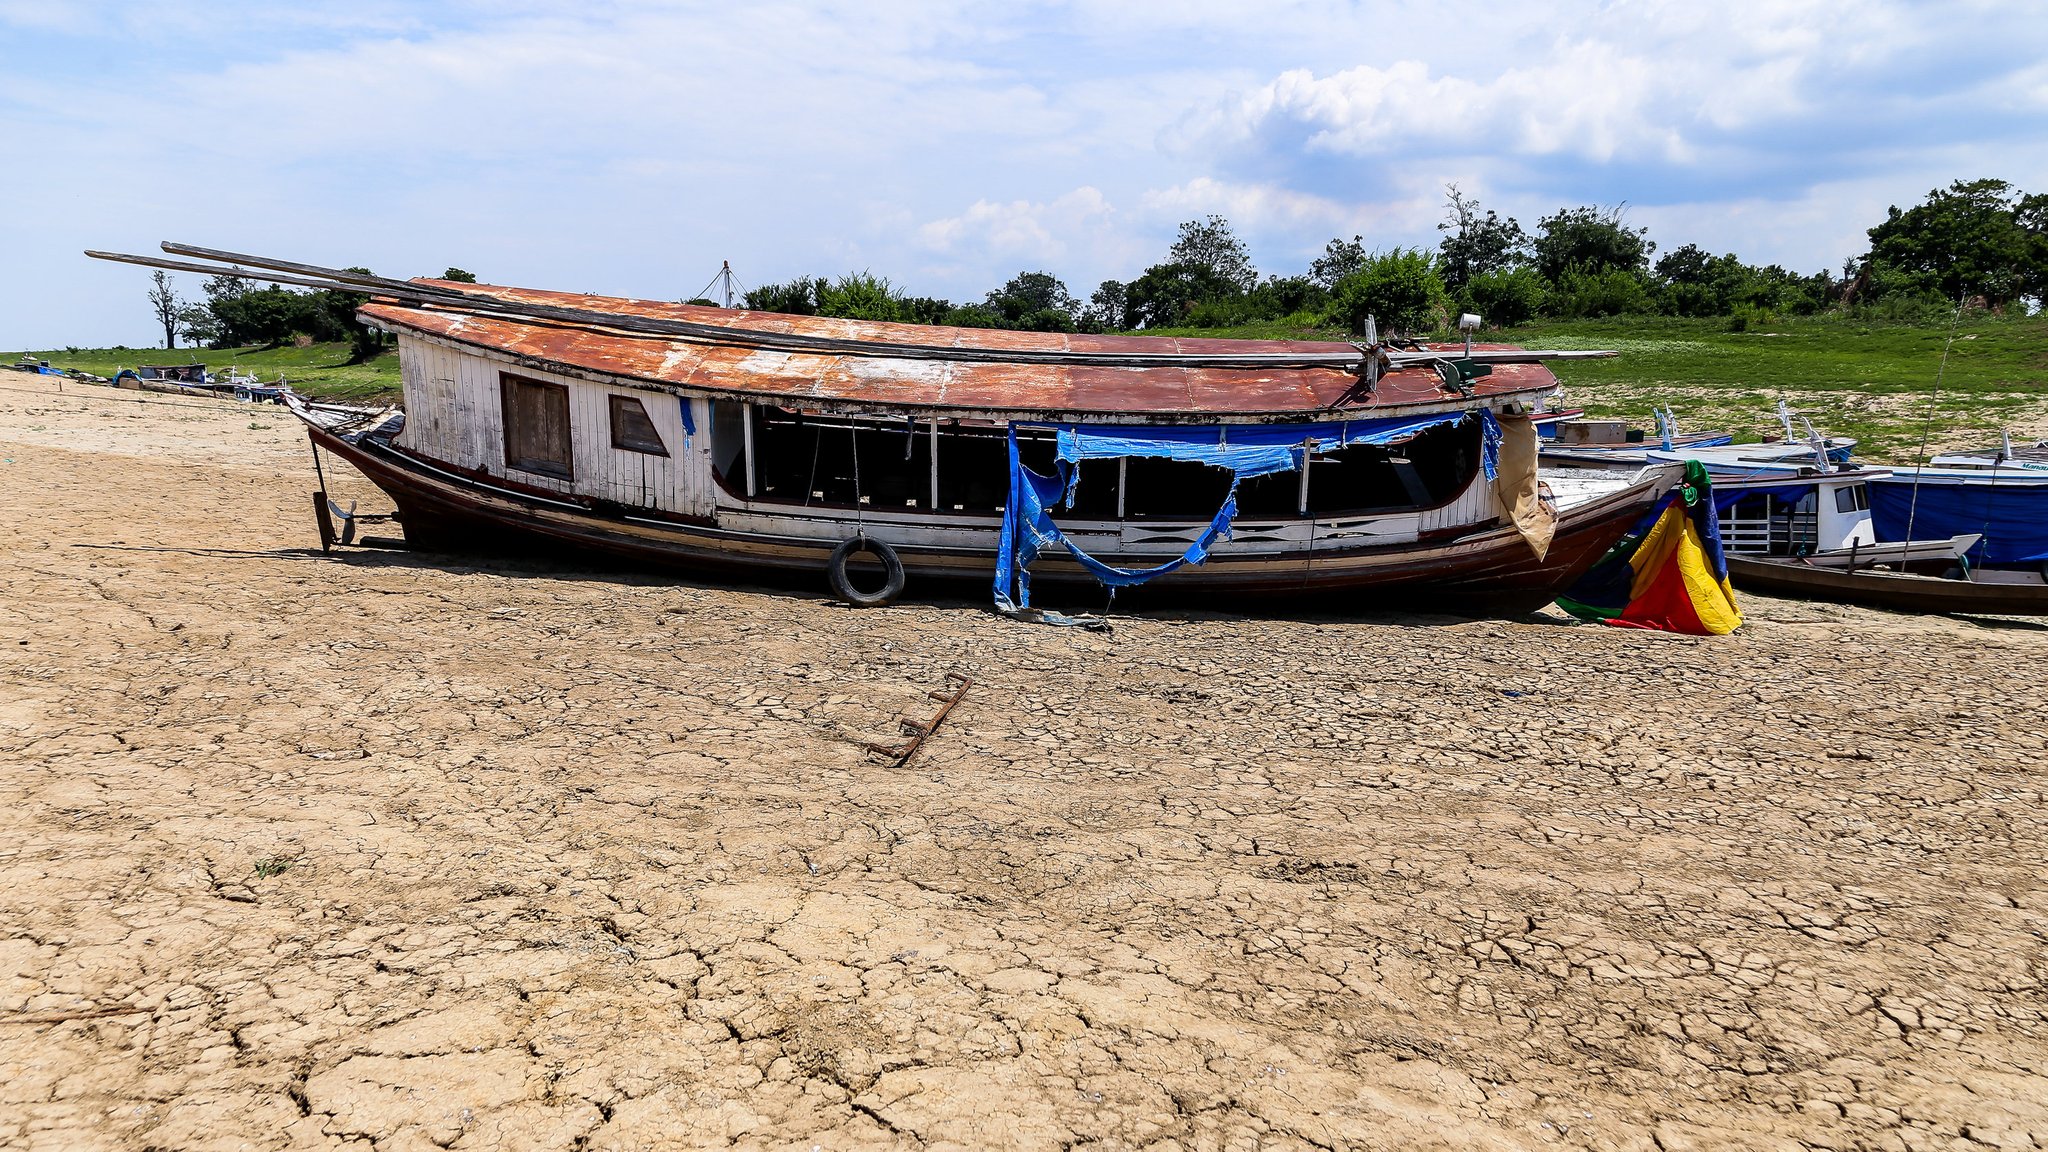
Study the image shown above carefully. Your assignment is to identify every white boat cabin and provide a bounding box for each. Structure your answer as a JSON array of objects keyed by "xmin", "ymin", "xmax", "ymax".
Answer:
[{"xmin": 388, "ymin": 332, "xmax": 1510, "ymax": 558}]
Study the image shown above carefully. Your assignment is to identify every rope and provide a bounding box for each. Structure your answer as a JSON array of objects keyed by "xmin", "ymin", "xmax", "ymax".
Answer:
[
  {"xmin": 851, "ymin": 419, "xmax": 865, "ymax": 532},
  {"xmin": 1903, "ymin": 298, "xmax": 1966, "ymax": 546},
  {"xmin": 803, "ymin": 420, "xmax": 822, "ymax": 507}
]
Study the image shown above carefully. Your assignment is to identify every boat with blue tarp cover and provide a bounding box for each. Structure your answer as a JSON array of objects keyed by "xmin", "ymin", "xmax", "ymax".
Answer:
[{"xmin": 89, "ymin": 242, "xmax": 1681, "ymax": 616}]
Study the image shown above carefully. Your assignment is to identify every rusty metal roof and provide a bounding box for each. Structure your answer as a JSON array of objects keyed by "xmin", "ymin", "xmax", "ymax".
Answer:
[{"xmin": 360, "ymin": 280, "xmax": 1561, "ymax": 422}]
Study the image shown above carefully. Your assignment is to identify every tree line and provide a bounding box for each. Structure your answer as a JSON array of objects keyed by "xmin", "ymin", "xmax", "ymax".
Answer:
[
  {"xmin": 738, "ymin": 177, "xmax": 2048, "ymax": 337},
  {"xmin": 140, "ymin": 178, "xmax": 2046, "ymax": 351},
  {"xmin": 145, "ymin": 266, "xmax": 477, "ymax": 359}
]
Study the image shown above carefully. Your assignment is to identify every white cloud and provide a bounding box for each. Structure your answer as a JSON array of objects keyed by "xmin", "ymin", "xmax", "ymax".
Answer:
[{"xmin": 917, "ymin": 187, "xmax": 1114, "ymax": 262}]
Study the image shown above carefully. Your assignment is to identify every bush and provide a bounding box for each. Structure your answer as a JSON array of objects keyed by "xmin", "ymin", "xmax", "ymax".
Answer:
[
  {"xmin": 815, "ymin": 273, "xmax": 906, "ymax": 322},
  {"xmin": 1459, "ymin": 267, "xmax": 1545, "ymax": 327},
  {"xmin": 742, "ymin": 278, "xmax": 821, "ymax": 316},
  {"xmin": 1726, "ymin": 302, "xmax": 1778, "ymax": 331},
  {"xmin": 1329, "ymin": 248, "xmax": 1448, "ymax": 337},
  {"xmin": 1547, "ymin": 266, "xmax": 1657, "ymax": 318}
]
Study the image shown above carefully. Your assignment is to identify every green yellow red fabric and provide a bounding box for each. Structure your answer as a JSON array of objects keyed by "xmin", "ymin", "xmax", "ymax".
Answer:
[{"xmin": 1556, "ymin": 461, "xmax": 1742, "ymax": 635}]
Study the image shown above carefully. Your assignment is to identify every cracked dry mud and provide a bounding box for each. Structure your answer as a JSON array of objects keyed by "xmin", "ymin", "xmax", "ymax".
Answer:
[{"xmin": 2, "ymin": 376, "xmax": 2045, "ymax": 1152}]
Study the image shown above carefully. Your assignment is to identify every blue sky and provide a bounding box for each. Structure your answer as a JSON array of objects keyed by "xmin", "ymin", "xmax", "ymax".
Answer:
[{"xmin": 3, "ymin": 0, "xmax": 2045, "ymax": 348}]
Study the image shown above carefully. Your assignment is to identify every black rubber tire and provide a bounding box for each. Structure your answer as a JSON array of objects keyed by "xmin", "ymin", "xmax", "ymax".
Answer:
[{"xmin": 827, "ymin": 535, "xmax": 906, "ymax": 607}]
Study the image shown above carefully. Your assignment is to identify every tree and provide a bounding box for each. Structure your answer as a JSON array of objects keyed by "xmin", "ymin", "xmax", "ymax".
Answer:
[
  {"xmin": 175, "ymin": 303, "xmax": 219, "ymax": 348},
  {"xmin": 316, "ymin": 267, "xmax": 383, "ymax": 362},
  {"xmin": 1167, "ymin": 215, "xmax": 1257, "ymax": 293},
  {"xmin": 1246, "ymin": 275, "xmax": 1328, "ymax": 320},
  {"xmin": 1461, "ymin": 267, "xmax": 1545, "ymax": 327},
  {"xmin": 1330, "ymin": 249, "xmax": 1447, "ymax": 336},
  {"xmin": 440, "ymin": 267, "xmax": 478, "ymax": 284},
  {"xmin": 743, "ymin": 278, "xmax": 821, "ymax": 315},
  {"xmin": 147, "ymin": 270, "xmax": 183, "ymax": 350},
  {"xmin": 899, "ymin": 296, "xmax": 955, "ymax": 326},
  {"xmin": 1436, "ymin": 186, "xmax": 1529, "ymax": 291},
  {"xmin": 1125, "ymin": 261, "xmax": 1235, "ymax": 329},
  {"xmin": 1310, "ymin": 236, "xmax": 1368, "ymax": 289},
  {"xmin": 814, "ymin": 272, "xmax": 905, "ymax": 322},
  {"xmin": 984, "ymin": 271, "xmax": 1078, "ymax": 331},
  {"xmin": 1865, "ymin": 178, "xmax": 2046, "ymax": 307},
  {"xmin": 1079, "ymin": 280, "xmax": 1128, "ymax": 332},
  {"xmin": 1533, "ymin": 205, "xmax": 1654, "ymax": 282}
]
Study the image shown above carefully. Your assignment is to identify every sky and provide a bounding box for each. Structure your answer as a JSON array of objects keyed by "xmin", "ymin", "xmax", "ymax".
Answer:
[{"xmin": 3, "ymin": 0, "xmax": 2045, "ymax": 349}]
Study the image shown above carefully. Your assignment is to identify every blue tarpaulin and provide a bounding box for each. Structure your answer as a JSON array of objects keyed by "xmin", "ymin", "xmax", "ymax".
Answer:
[
  {"xmin": 994, "ymin": 410, "xmax": 1501, "ymax": 612},
  {"xmin": 1712, "ymin": 482, "xmax": 1816, "ymax": 513},
  {"xmin": 1869, "ymin": 476, "xmax": 2048, "ymax": 565}
]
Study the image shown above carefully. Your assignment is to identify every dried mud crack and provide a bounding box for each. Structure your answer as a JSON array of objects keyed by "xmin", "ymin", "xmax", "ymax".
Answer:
[{"xmin": 2, "ymin": 377, "xmax": 2046, "ymax": 1150}]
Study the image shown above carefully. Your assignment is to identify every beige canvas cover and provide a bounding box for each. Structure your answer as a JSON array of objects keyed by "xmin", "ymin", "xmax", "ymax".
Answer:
[{"xmin": 1493, "ymin": 412, "xmax": 1557, "ymax": 560}]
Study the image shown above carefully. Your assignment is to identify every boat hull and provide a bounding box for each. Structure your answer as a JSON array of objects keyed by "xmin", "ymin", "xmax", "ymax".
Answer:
[
  {"xmin": 1727, "ymin": 555, "xmax": 2048, "ymax": 615},
  {"xmin": 310, "ymin": 426, "xmax": 1675, "ymax": 616}
]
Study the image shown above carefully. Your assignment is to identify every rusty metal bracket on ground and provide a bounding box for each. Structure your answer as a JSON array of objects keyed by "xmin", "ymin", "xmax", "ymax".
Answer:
[{"xmin": 867, "ymin": 673, "xmax": 972, "ymax": 766}]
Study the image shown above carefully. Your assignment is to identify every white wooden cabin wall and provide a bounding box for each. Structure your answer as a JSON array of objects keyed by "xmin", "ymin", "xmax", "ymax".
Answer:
[{"xmin": 392, "ymin": 335, "xmax": 711, "ymax": 516}]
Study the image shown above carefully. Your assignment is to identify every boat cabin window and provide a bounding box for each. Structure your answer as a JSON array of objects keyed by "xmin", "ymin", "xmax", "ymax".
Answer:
[
  {"xmin": 1306, "ymin": 419, "xmax": 1478, "ymax": 515},
  {"xmin": 706, "ymin": 402, "xmax": 1480, "ymax": 521},
  {"xmin": 609, "ymin": 394, "xmax": 669, "ymax": 456},
  {"xmin": 501, "ymin": 374, "xmax": 573, "ymax": 480},
  {"xmin": 735, "ymin": 407, "xmax": 934, "ymax": 508},
  {"xmin": 1832, "ymin": 485, "xmax": 1868, "ymax": 513}
]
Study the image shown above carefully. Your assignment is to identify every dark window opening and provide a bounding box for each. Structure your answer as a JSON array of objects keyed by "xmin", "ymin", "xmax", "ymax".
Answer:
[
  {"xmin": 711, "ymin": 401, "xmax": 747, "ymax": 489},
  {"xmin": 749, "ymin": 408, "xmax": 932, "ymax": 509},
  {"xmin": 1306, "ymin": 419, "xmax": 1478, "ymax": 516},
  {"xmin": 932, "ymin": 422, "xmax": 1018, "ymax": 512},
  {"xmin": 1234, "ymin": 470, "xmax": 1300, "ymax": 519},
  {"xmin": 708, "ymin": 404, "xmax": 1480, "ymax": 522},
  {"xmin": 1122, "ymin": 456, "xmax": 1236, "ymax": 519},
  {"xmin": 609, "ymin": 394, "xmax": 669, "ymax": 456},
  {"xmin": 501, "ymin": 373, "xmax": 573, "ymax": 480}
]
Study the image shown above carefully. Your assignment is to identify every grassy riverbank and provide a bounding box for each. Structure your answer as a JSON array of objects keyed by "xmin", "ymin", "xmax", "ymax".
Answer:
[
  {"xmin": 15, "ymin": 312, "xmax": 2044, "ymax": 458},
  {"xmin": 4, "ymin": 342, "xmax": 400, "ymax": 403}
]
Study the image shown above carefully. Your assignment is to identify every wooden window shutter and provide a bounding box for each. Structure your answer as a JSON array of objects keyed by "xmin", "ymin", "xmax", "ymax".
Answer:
[
  {"xmin": 501, "ymin": 374, "xmax": 573, "ymax": 479},
  {"xmin": 608, "ymin": 394, "xmax": 669, "ymax": 456}
]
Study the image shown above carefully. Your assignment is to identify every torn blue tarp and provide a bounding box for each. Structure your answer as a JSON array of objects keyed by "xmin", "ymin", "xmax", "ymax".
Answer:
[
  {"xmin": 1712, "ymin": 482, "xmax": 1816, "ymax": 514},
  {"xmin": 994, "ymin": 409, "xmax": 1501, "ymax": 613}
]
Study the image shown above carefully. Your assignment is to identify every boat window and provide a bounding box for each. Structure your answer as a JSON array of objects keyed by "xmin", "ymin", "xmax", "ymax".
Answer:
[
  {"xmin": 1122, "ymin": 457, "xmax": 1236, "ymax": 519},
  {"xmin": 922, "ymin": 425, "xmax": 1126, "ymax": 517},
  {"xmin": 608, "ymin": 394, "xmax": 669, "ymax": 456},
  {"xmin": 1834, "ymin": 486, "xmax": 1856, "ymax": 514},
  {"xmin": 1234, "ymin": 470, "xmax": 1301, "ymax": 519},
  {"xmin": 500, "ymin": 374, "xmax": 573, "ymax": 480},
  {"xmin": 932, "ymin": 422, "xmax": 1021, "ymax": 512},
  {"xmin": 1306, "ymin": 419, "xmax": 1478, "ymax": 515},
  {"xmin": 749, "ymin": 408, "xmax": 933, "ymax": 509},
  {"xmin": 710, "ymin": 401, "xmax": 747, "ymax": 488}
]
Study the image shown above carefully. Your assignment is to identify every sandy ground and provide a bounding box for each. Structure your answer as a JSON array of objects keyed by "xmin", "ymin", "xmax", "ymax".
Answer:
[{"xmin": 2, "ymin": 374, "xmax": 2045, "ymax": 1152}]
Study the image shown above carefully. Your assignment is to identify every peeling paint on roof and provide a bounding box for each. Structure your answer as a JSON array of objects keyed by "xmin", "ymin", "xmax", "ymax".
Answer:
[{"xmin": 361, "ymin": 279, "xmax": 1561, "ymax": 422}]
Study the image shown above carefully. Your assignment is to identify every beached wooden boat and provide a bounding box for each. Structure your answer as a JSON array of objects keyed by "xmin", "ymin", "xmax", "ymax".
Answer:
[
  {"xmin": 1725, "ymin": 555, "xmax": 2048, "ymax": 615},
  {"xmin": 91, "ymin": 243, "xmax": 1676, "ymax": 616}
]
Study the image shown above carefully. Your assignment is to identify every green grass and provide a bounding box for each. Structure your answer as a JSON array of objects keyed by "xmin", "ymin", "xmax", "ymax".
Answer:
[
  {"xmin": 6, "ymin": 342, "xmax": 402, "ymax": 403},
  {"xmin": 1494, "ymin": 313, "xmax": 2048, "ymax": 461},
  {"xmin": 15, "ymin": 313, "xmax": 2045, "ymax": 461},
  {"xmin": 1134, "ymin": 312, "xmax": 2048, "ymax": 461}
]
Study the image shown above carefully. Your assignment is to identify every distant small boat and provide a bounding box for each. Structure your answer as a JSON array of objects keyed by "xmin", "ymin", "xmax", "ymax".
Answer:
[
  {"xmin": 1867, "ymin": 467, "xmax": 2048, "ymax": 568},
  {"xmin": 112, "ymin": 363, "xmax": 212, "ymax": 394},
  {"xmin": 1725, "ymin": 555, "xmax": 2048, "ymax": 615},
  {"xmin": 11, "ymin": 356, "xmax": 66, "ymax": 375},
  {"xmin": 1546, "ymin": 443, "xmax": 1988, "ymax": 613}
]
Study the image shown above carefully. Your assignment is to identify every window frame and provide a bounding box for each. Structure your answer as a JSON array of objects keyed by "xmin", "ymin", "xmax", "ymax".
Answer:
[
  {"xmin": 499, "ymin": 373, "xmax": 575, "ymax": 481},
  {"xmin": 608, "ymin": 393, "xmax": 670, "ymax": 457}
]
